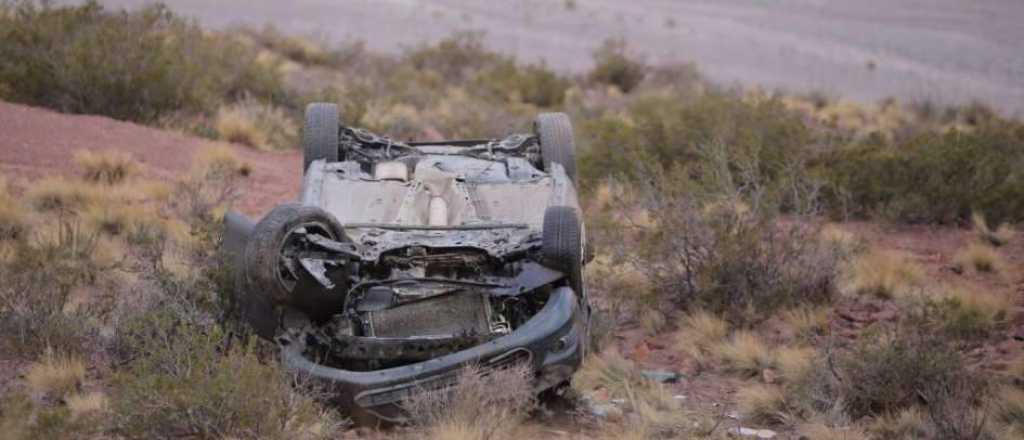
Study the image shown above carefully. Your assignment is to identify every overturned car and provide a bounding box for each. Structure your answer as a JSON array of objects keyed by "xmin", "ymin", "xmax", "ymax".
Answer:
[{"xmin": 223, "ymin": 103, "xmax": 591, "ymax": 421}]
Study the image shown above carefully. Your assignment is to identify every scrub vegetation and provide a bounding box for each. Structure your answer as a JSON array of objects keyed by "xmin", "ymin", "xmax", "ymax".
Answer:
[{"xmin": 1, "ymin": 1, "xmax": 1022, "ymax": 439}]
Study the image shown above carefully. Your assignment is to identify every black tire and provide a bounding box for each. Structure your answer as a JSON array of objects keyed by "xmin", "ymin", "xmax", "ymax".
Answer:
[
  {"xmin": 542, "ymin": 206, "xmax": 583, "ymax": 293},
  {"xmin": 241, "ymin": 203, "xmax": 346, "ymax": 338},
  {"xmin": 534, "ymin": 112, "xmax": 577, "ymax": 184},
  {"xmin": 302, "ymin": 103, "xmax": 340, "ymax": 174}
]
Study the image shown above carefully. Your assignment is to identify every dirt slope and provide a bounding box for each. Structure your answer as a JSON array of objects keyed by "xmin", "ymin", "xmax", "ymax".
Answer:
[{"xmin": 0, "ymin": 101, "xmax": 300, "ymax": 217}]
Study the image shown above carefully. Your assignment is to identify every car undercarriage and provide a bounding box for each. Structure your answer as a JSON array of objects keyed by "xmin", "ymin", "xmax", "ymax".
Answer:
[{"xmin": 223, "ymin": 105, "xmax": 589, "ymax": 421}]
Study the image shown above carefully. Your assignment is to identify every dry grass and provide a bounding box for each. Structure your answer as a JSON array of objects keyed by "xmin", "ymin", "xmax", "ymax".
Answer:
[
  {"xmin": 214, "ymin": 99, "xmax": 297, "ymax": 151},
  {"xmin": 675, "ymin": 309, "xmax": 729, "ymax": 367},
  {"xmin": 868, "ymin": 406, "xmax": 931, "ymax": 439},
  {"xmin": 736, "ymin": 384, "xmax": 789, "ymax": 425},
  {"xmin": 797, "ymin": 421, "xmax": 868, "ymax": 440},
  {"xmin": 26, "ymin": 177, "xmax": 104, "ymax": 213},
  {"xmin": 933, "ymin": 286, "xmax": 1014, "ymax": 338},
  {"xmin": 66, "ymin": 391, "xmax": 109, "ymax": 419},
  {"xmin": 953, "ymin": 242, "xmax": 1007, "ymax": 274},
  {"xmin": 712, "ymin": 330, "xmax": 775, "ymax": 376},
  {"xmin": 25, "ymin": 351, "xmax": 86, "ymax": 398},
  {"xmin": 577, "ymin": 351, "xmax": 686, "ymax": 439},
  {"xmin": 780, "ymin": 306, "xmax": 830, "ymax": 340},
  {"xmin": 841, "ymin": 249, "xmax": 925, "ymax": 299},
  {"xmin": 0, "ymin": 178, "xmax": 27, "ymax": 241},
  {"xmin": 404, "ymin": 364, "xmax": 535, "ymax": 440},
  {"xmin": 973, "ymin": 212, "xmax": 1015, "ymax": 247},
  {"xmin": 775, "ymin": 346, "xmax": 815, "ymax": 383},
  {"xmin": 73, "ymin": 149, "xmax": 140, "ymax": 185},
  {"xmin": 994, "ymin": 388, "xmax": 1024, "ymax": 438}
]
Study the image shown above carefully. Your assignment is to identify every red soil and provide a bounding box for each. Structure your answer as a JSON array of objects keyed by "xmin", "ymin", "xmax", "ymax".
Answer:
[{"xmin": 0, "ymin": 100, "xmax": 300, "ymax": 217}]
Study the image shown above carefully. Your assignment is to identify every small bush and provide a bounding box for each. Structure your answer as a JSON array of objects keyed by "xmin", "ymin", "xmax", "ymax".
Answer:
[
  {"xmin": 113, "ymin": 302, "xmax": 342, "ymax": 439},
  {"xmin": 781, "ymin": 306, "xmax": 830, "ymax": 340},
  {"xmin": 589, "ymin": 38, "xmax": 646, "ymax": 93},
  {"xmin": 840, "ymin": 249, "xmax": 925, "ymax": 299},
  {"xmin": 818, "ymin": 327, "xmax": 980, "ymax": 421},
  {"xmin": 953, "ymin": 243, "xmax": 1006, "ymax": 274},
  {"xmin": 628, "ymin": 151, "xmax": 840, "ymax": 323},
  {"xmin": 26, "ymin": 177, "xmax": 104, "ymax": 214},
  {"xmin": 737, "ymin": 384, "xmax": 790, "ymax": 425},
  {"xmin": 214, "ymin": 98, "xmax": 298, "ymax": 150},
  {"xmin": 931, "ymin": 287, "xmax": 1014, "ymax": 340},
  {"xmin": 675, "ymin": 309, "xmax": 729, "ymax": 366},
  {"xmin": 25, "ymin": 350, "xmax": 86, "ymax": 399},
  {"xmin": 73, "ymin": 149, "xmax": 140, "ymax": 185},
  {"xmin": 713, "ymin": 330, "xmax": 776, "ymax": 376}
]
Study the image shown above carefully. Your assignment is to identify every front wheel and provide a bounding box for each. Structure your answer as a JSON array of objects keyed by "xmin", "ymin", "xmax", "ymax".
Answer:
[
  {"xmin": 240, "ymin": 203, "xmax": 347, "ymax": 338},
  {"xmin": 542, "ymin": 206, "xmax": 583, "ymax": 294}
]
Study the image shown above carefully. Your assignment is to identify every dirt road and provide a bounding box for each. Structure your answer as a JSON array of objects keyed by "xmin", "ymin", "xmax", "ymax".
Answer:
[{"xmin": 69, "ymin": 0, "xmax": 1024, "ymax": 115}]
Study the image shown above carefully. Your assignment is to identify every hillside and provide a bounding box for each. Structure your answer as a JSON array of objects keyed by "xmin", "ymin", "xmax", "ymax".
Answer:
[{"xmin": 0, "ymin": 101, "xmax": 299, "ymax": 216}]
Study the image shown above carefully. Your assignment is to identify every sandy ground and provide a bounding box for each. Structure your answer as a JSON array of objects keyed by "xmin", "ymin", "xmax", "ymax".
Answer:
[
  {"xmin": 65, "ymin": 0, "xmax": 1024, "ymax": 115},
  {"xmin": 0, "ymin": 101, "xmax": 300, "ymax": 217}
]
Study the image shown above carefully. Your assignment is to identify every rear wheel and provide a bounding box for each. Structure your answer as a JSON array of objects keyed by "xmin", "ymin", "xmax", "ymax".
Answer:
[
  {"xmin": 241, "ymin": 203, "xmax": 346, "ymax": 338},
  {"xmin": 534, "ymin": 113, "xmax": 577, "ymax": 184},
  {"xmin": 302, "ymin": 103, "xmax": 340, "ymax": 174},
  {"xmin": 542, "ymin": 206, "xmax": 583, "ymax": 293}
]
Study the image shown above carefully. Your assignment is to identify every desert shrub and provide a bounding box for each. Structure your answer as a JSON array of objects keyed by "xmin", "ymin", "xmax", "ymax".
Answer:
[
  {"xmin": 579, "ymin": 90, "xmax": 812, "ymax": 190},
  {"xmin": 589, "ymin": 38, "xmax": 646, "ymax": 93},
  {"xmin": 929, "ymin": 287, "xmax": 1013, "ymax": 340},
  {"xmin": 473, "ymin": 60, "xmax": 571, "ymax": 107},
  {"xmin": 0, "ymin": 0, "xmax": 286, "ymax": 122},
  {"xmin": 792, "ymin": 324, "xmax": 985, "ymax": 430},
  {"xmin": 624, "ymin": 145, "xmax": 840, "ymax": 323},
  {"xmin": 245, "ymin": 25, "xmax": 333, "ymax": 66},
  {"xmin": 214, "ymin": 98, "xmax": 298, "ymax": 150},
  {"xmin": 25, "ymin": 350, "xmax": 86, "ymax": 399},
  {"xmin": 73, "ymin": 150, "xmax": 140, "ymax": 185},
  {"xmin": 0, "ymin": 217, "xmax": 108, "ymax": 357},
  {"xmin": 113, "ymin": 304, "xmax": 341, "ymax": 439},
  {"xmin": 403, "ymin": 364, "xmax": 536, "ymax": 440},
  {"xmin": 822, "ymin": 123, "xmax": 1024, "ymax": 224},
  {"xmin": 404, "ymin": 31, "xmax": 506, "ymax": 84}
]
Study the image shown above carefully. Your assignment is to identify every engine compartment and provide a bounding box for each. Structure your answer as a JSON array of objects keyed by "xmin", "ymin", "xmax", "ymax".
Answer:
[{"xmin": 284, "ymin": 237, "xmax": 562, "ymax": 371}]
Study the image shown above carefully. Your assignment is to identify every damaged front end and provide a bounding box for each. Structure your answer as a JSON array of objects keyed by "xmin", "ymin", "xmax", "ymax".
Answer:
[{"xmin": 226, "ymin": 215, "xmax": 587, "ymax": 420}]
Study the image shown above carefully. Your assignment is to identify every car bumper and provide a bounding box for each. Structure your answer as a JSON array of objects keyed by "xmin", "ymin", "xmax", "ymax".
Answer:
[{"xmin": 279, "ymin": 286, "xmax": 587, "ymax": 421}]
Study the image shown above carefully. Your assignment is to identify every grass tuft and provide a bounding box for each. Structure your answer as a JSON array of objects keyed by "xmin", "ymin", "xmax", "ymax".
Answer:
[
  {"xmin": 713, "ymin": 330, "xmax": 775, "ymax": 376},
  {"xmin": 675, "ymin": 309, "xmax": 729, "ymax": 367},
  {"xmin": 73, "ymin": 150, "xmax": 140, "ymax": 185},
  {"xmin": 841, "ymin": 249, "xmax": 925, "ymax": 299},
  {"xmin": 953, "ymin": 242, "xmax": 1006, "ymax": 274},
  {"xmin": 25, "ymin": 351, "xmax": 86, "ymax": 399},
  {"xmin": 973, "ymin": 212, "xmax": 1015, "ymax": 247},
  {"xmin": 736, "ymin": 384, "xmax": 789, "ymax": 425}
]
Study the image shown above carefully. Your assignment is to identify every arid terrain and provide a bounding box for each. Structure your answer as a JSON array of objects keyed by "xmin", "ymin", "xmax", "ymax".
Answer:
[{"xmin": 2, "ymin": 2, "xmax": 1024, "ymax": 439}]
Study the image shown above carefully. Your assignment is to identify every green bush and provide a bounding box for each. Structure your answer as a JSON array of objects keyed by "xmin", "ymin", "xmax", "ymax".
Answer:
[
  {"xmin": 580, "ymin": 90, "xmax": 812, "ymax": 193},
  {"xmin": 822, "ymin": 122, "xmax": 1024, "ymax": 224},
  {"xmin": 113, "ymin": 305, "xmax": 343, "ymax": 439},
  {"xmin": 588, "ymin": 38, "xmax": 646, "ymax": 93},
  {"xmin": 0, "ymin": 0, "xmax": 286, "ymax": 122}
]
